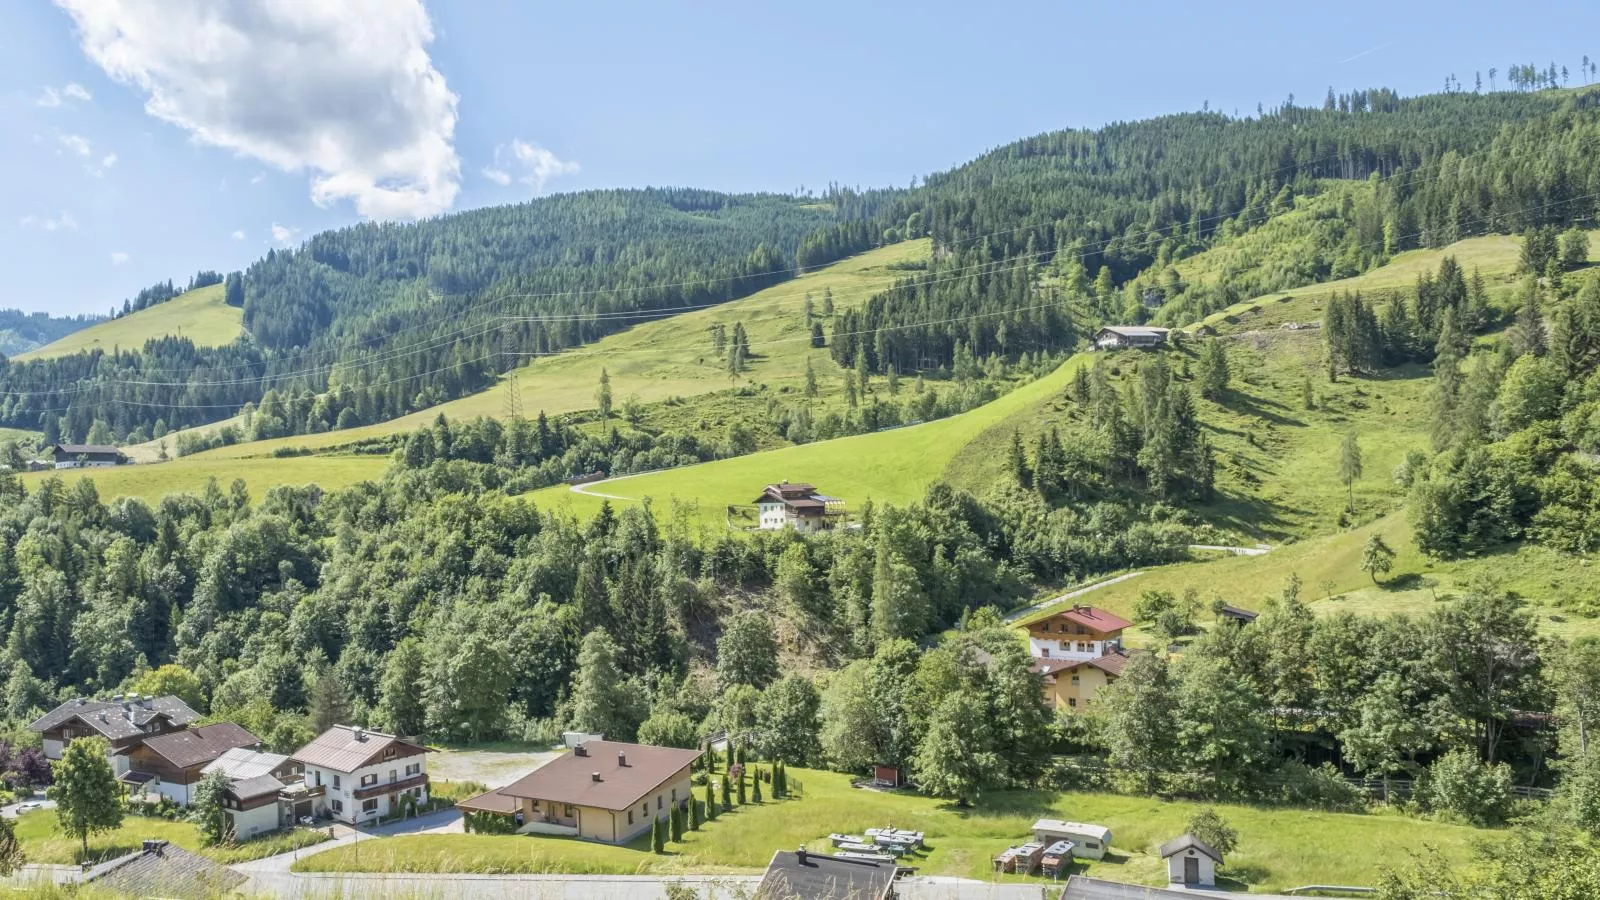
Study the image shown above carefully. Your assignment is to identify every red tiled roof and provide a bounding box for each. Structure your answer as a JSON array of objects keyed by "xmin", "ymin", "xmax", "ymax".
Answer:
[
  {"xmin": 141, "ymin": 723, "xmax": 259, "ymax": 770},
  {"xmin": 1052, "ymin": 606, "xmax": 1133, "ymax": 634},
  {"xmin": 1029, "ymin": 649, "xmax": 1138, "ymax": 679}
]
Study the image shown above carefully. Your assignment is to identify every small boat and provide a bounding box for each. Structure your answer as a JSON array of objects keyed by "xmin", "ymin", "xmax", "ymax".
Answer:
[
  {"xmin": 828, "ymin": 833, "xmax": 867, "ymax": 846},
  {"xmin": 866, "ymin": 827, "xmax": 924, "ymax": 848},
  {"xmin": 836, "ymin": 841, "xmax": 878, "ymax": 853}
]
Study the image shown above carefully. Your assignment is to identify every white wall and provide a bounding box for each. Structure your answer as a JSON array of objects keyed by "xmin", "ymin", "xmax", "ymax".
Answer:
[
  {"xmin": 304, "ymin": 754, "xmax": 427, "ymax": 825},
  {"xmin": 1167, "ymin": 851, "xmax": 1216, "ymax": 886},
  {"xmin": 1028, "ymin": 637, "xmax": 1113, "ymax": 661},
  {"xmin": 42, "ymin": 739, "xmax": 63, "ymax": 759},
  {"xmin": 229, "ymin": 804, "xmax": 281, "ymax": 840}
]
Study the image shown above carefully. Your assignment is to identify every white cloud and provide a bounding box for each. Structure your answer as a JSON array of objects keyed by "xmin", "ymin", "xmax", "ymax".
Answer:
[
  {"xmin": 232, "ymin": 229, "xmax": 246, "ymax": 240},
  {"xmin": 249, "ymin": 172, "xmax": 265, "ymax": 185},
  {"xmin": 483, "ymin": 139, "xmax": 578, "ymax": 193},
  {"xmin": 58, "ymin": 133, "xmax": 92, "ymax": 156},
  {"xmin": 101, "ymin": 153, "xmax": 118, "ymax": 169},
  {"xmin": 270, "ymin": 223, "xmax": 299, "ymax": 246},
  {"xmin": 55, "ymin": 0, "xmax": 462, "ymax": 220},
  {"xmin": 110, "ymin": 251, "xmax": 131, "ymax": 265},
  {"xmin": 20, "ymin": 211, "xmax": 79, "ymax": 231},
  {"xmin": 36, "ymin": 82, "xmax": 92, "ymax": 107}
]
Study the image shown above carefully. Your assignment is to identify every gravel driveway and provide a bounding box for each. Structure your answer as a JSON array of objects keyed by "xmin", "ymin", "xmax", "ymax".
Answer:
[{"xmin": 428, "ymin": 747, "xmax": 565, "ymax": 789}]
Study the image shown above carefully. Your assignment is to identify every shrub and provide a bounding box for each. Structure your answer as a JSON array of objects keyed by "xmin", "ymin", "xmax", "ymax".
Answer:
[{"xmin": 1422, "ymin": 749, "xmax": 1513, "ymax": 826}]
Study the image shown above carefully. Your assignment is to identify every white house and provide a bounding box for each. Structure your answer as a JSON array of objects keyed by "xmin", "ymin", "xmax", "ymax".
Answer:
[
  {"xmin": 753, "ymin": 482, "xmax": 845, "ymax": 532},
  {"xmin": 291, "ymin": 725, "xmax": 430, "ymax": 826},
  {"xmin": 1032, "ymin": 819, "xmax": 1112, "ymax": 860},
  {"xmin": 1160, "ymin": 833, "xmax": 1222, "ymax": 887},
  {"xmin": 49, "ymin": 443, "xmax": 127, "ymax": 469},
  {"xmin": 203, "ymin": 747, "xmax": 306, "ymax": 839}
]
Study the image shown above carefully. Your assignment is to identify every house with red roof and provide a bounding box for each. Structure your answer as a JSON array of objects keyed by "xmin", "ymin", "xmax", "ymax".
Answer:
[{"xmin": 1021, "ymin": 604, "xmax": 1136, "ymax": 710}]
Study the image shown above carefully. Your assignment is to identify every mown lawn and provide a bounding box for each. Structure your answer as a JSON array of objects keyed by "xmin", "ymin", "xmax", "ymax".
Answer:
[
  {"xmin": 296, "ymin": 768, "xmax": 1485, "ymax": 892},
  {"xmin": 13, "ymin": 809, "xmax": 326, "ymax": 866},
  {"xmin": 16, "ymin": 283, "xmax": 242, "ymax": 362}
]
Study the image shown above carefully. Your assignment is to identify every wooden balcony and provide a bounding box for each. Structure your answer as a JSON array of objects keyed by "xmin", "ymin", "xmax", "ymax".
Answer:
[{"xmin": 353, "ymin": 773, "xmax": 428, "ymax": 800}]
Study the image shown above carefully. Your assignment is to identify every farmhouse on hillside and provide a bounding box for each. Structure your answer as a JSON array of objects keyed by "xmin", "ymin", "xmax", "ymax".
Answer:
[
  {"xmin": 1093, "ymin": 326, "xmax": 1169, "ymax": 350},
  {"xmin": 457, "ymin": 739, "xmax": 701, "ymax": 844},
  {"xmin": 753, "ymin": 481, "xmax": 846, "ymax": 532},
  {"xmin": 48, "ymin": 443, "xmax": 128, "ymax": 469},
  {"xmin": 1161, "ymin": 833, "xmax": 1223, "ymax": 887},
  {"xmin": 1021, "ymin": 605, "xmax": 1135, "ymax": 710},
  {"xmin": 291, "ymin": 725, "xmax": 430, "ymax": 826},
  {"xmin": 29, "ymin": 695, "xmax": 201, "ymax": 773},
  {"xmin": 757, "ymin": 848, "xmax": 897, "ymax": 900}
]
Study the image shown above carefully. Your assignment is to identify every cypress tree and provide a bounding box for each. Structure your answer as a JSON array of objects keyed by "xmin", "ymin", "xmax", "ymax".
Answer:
[
  {"xmin": 705, "ymin": 780, "xmax": 717, "ymax": 820},
  {"xmin": 652, "ymin": 816, "xmax": 665, "ymax": 853},
  {"xmin": 737, "ymin": 773, "xmax": 747, "ymax": 806},
  {"xmin": 721, "ymin": 776, "xmax": 731, "ymax": 811},
  {"xmin": 690, "ymin": 797, "xmax": 702, "ymax": 830},
  {"xmin": 670, "ymin": 805, "xmax": 684, "ymax": 842},
  {"xmin": 752, "ymin": 769, "xmax": 763, "ymax": 803}
]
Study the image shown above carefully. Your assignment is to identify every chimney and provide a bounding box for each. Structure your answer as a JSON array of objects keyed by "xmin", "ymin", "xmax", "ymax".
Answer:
[
  {"xmin": 352, "ymin": 727, "xmax": 366, "ymax": 742},
  {"xmin": 575, "ymin": 745, "xmax": 588, "ymax": 757},
  {"xmin": 591, "ymin": 771, "xmax": 602, "ymax": 783},
  {"xmin": 797, "ymin": 846, "xmax": 808, "ymax": 865},
  {"xmin": 618, "ymin": 751, "xmax": 628, "ymax": 767},
  {"xmin": 142, "ymin": 840, "xmax": 167, "ymax": 854}
]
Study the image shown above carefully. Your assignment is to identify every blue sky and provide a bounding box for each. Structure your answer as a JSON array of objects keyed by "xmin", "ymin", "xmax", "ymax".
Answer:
[{"xmin": 5, "ymin": 0, "xmax": 1599, "ymax": 317}]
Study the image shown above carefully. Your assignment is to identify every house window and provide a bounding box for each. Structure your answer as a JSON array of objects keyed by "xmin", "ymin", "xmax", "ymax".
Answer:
[
  {"xmin": 388, "ymin": 770, "xmax": 397, "ymax": 783},
  {"xmin": 384, "ymin": 749, "xmax": 396, "ymax": 761},
  {"xmin": 1057, "ymin": 623, "xmax": 1068, "ymax": 633},
  {"xmin": 360, "ymin": 774, "xmax": 377, "ymax": 788},
  {"xmin": 332, "ymin": 775, "xmax": 341, "ymax": 790},
  {"xmin": 362, "ymin": 798, "xmax": 378, "ymax": 814},
  {"xmin": 628, "ymin": 811, "xmax": 634, "ymax": 825},
  {"xmin": 564, "ymin": 804, "xmax": 574, "ymax": 817},
  {"xmin": 1041, "ymin": 648, "xmax": 1050, "ymax": 658},
  {"xmin": 405, "ymin": 763, "xmax": 421, "ymax": 777},
  {"xmin": 1085, "ymin": 841, "xmax": 1100, "ymax": 849},
  {"xmin": 1071, "ymin": 675, "xmax": 1080, "ymax": 685},
  {"xmin": 657, "ymin": 796, "xmax": 663, "ymax": 810},
  {"xmin": 670, "ymin": 789, "xmax": 677, "ymax": 802},
  {"xmin": 331, "ymin": 799, "xmax": 344, "ymax": 813},
  {"xmin": 1068, "ymin": 698, "xmax": 1078, "ymax": 708}
]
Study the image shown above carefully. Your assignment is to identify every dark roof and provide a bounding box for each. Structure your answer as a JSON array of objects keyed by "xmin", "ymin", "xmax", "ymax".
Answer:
[
  {"xmin": 1218, "ymin": 604, "xmax": 1259, "ymax": 622},
  {"xmin": 1087, "ymin": 650, "xmax": 1135, "ymax": 677},
  {"xmin": 28, "ymin": 695, "xmax": 201, "ymax": 741},
  {"xmin": 1096, "ymin": 326, "xmax": 1170, "ymax": 339},
  {"xmin": 757, "ymin": 849, "xmax": 896, "ymax": 900},
  {"xmin": 50, "ymin": 443, "xmax": 124, "ymax": 457},
  {"xmin": 499, "ymin": 740, "xmax": 702, "ymax": 812},
  {"xmin": 141, "ymin": 722, "xmax": 259, "ymax": 770},
  {"xmin": 1158, "ymin": 833, "xmax": 1223, "ymax": 863},
  {"xmin": 229, "ymin": 773, "xmax": 287, "ymax": 800},
  {"xmin": 1030, "ymin": 649, "xmax": 1137, "ymax": 679},
  {"xmin": 291, "ymin": 725, "xmax": 427, "ymax": 773},
  {"xmin": 1063, "ymin": 876, "xmax": 1192, "ymax": 900},
  {"xmin": 84, "ymin": 840, "xmax": 246, "ymax": 900}
]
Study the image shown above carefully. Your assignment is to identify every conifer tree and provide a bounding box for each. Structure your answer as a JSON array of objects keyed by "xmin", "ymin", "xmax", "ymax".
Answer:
[
  {"xmin": 596, "ymin": 369, "xmax": 613, "ymax": 422},
  {"xmin": 720, "ymin": 775, "xmax": 731, "ymax": 811},
  {"xmin": 804, "ymin": 358, "xmax": 818, "ymax": 397},
  {"xmin": 705, "ymin": 780, "xmax": 717, "ymax": 820},
  {"xmin": 752, "ymin": 770, "xmax": 763, "ymax": 803},
  {"xmin": 737, "ymin": 772, "xmax": 747, "ymax": 806},
  {"xmin": 1196, "ymin": 338, "xmax": 1230, "ymax": 399},
  {"xmin": 1008, "ymin": 430, "xmax": 1032, "ymax": 489}
]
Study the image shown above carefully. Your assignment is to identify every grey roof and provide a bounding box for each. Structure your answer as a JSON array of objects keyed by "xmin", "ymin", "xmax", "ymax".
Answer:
[
  {"xmin": 229, "ymin": 773, "xmax": 287, "ymax": 800},
  {"xmin": 204, "ymin": 747, "xmax": 292, "ymax": 780},
  {"xmin": 51, "ymin": 443, "xmax": 124, "ymax": 457},
  {"xmin": 292, "ymin": 724, "xmax": 426, "ymax": 773},
  {"xmin": 757, "ymin": 850, "xmax": 896, "ymax": 900},
  {"xmin": 1063, "ymin": 876, "xmax": 1193, "ymax": 900},
  {"xmin": 1158, "ymin": 833, "xmax": 1223, "ymax": 863},
  {"xmin": 1097, "ymin": 326, "xmax": 1170, "ymax": 338},
  {"xmin": 84, "ymin": 840, "xmax": 246, "ymax": 899},
  {"xmin": 28, "ymin": 695, "xmax": 200, "ymax": 741}
]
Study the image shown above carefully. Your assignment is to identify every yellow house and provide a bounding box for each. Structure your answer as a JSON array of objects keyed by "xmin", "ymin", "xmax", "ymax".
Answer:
[
  {"xmin": 1032, "ymin": 650, "xmax": 1134, "ymax": 711},
  {"xmin": 458, "ymin": 740, "xmax": 700, "ymax": 844}
]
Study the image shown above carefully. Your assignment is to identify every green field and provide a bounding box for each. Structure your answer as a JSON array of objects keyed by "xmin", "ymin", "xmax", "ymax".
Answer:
[
  {"xmin": 18, "ymin": 453, "xmax": 388, "ymax": 504},
  {"xmin": 298, "ymin": 767, "xmax": 1483, "ymax": 891},
  {"xmin": 16, "ymin": 283, "xmax": 243, "ymax": 362},
  {"xmin": 12, "ymin": 808, "xmax": 326, "ymax": 866},
  {"xmin": 1020, "ymin": 511, "xmax": 1600, "ymax": 643},
  {"xmin": 0, "ymin": 426, "xmax": 41, "ymax": 446},
  {"xmin": 131, "ymin": 241, "xmax": 931, "ymax": 463},
  {"xmin": 526, "ymin": 350, "xmax": 1093, "ymax": 526}
]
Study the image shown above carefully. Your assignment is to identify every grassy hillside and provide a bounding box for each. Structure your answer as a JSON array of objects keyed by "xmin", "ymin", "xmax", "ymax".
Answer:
[
  {"xmin": 527, "ymin": 229, "xmax": 1535, "ymax": 534},
  {"xmin": 525, "ymin": 350, "xmax": 1093, "ymax": 526},
  {"xmin": 15, "ymin": 283, "xmax": 242, "ymax": 361},
  {"xmin": 129, "ymin": 241, "xmax": 931, "ymax": 463},
  {"xmin": 17, "ymin": 453, "xmax": 385, "ymax": 504}
]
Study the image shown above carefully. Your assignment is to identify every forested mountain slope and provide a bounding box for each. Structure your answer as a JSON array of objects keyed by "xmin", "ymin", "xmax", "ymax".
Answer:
[
  {"xmin": 0, "ymin": 309, "xmax": 99, "ymax": 358},
  {"xmin": 7, "ymin": 87, "xmax": 1599, "ymax": 452}
]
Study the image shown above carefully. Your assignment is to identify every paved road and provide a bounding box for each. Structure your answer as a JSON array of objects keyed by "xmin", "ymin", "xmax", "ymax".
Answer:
[
  {"xmin": 0, "ymin": 792, "xmax": 54, "ymax": 819},
  {"xmin": 1004, "ymin": 573, "xmax": 1145, "ymax": 623},
  {"xmin": 234, "ymin": 808, "xmax": 464, "ymax": 875}
]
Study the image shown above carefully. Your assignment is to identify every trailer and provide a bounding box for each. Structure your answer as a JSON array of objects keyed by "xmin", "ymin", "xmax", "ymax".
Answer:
[{"xmin": 1041, "ymin": 840, "xmax": 1076, "ymax": 879}]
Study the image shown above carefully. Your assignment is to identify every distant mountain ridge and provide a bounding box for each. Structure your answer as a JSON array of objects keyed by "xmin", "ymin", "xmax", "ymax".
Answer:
[{"xmin": 0, "ymin": 308, "xmax": 101, "ymax": 358}]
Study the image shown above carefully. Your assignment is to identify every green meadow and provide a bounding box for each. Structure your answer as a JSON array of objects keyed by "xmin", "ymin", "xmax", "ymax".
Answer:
[{"xmin": 16, "ymin": 283, "xmax": 242, "ymax": 362}]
